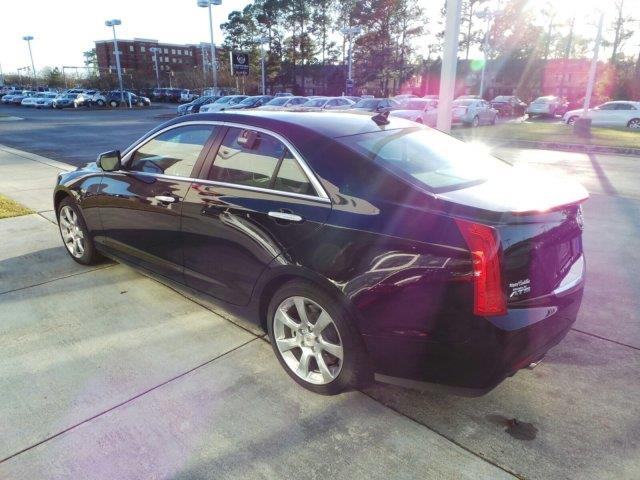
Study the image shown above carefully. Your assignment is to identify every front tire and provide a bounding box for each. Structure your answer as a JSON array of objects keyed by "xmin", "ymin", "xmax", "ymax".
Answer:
[
  {"xmin": 57, "ymin": 198, "xmax": 101, "ymax": 265},
  {"xmin": 267, "ymin": 280, "xmax": 371, "ymax": 395},
  {"xmin": 109, "ymin": 100, "xmax": 119, "ymax": 108},
  {"xmin": 96, "ymin": 99, "xmax": 105, "ymax": 107},
  {"xmin": 472, "ymin": 115, "xmax": 480, "ymax": 127},
  {"xmin": 567, "ymin": 116, "xmax": 578, "ymax": 126}
]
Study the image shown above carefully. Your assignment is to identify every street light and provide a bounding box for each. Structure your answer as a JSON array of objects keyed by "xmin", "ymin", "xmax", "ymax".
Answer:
[
  {"xmin": 149, "ymin": 47, "xmax": 161, "ymax": 89},
  {"xmin": 105, "ymin": 19, "xmax": 125, "ymax": 105},
  {"xmin": 340, "ymin": 26, "xmax": 362, "ymax": 95},
  {"xmin": 197, "ymin": 0, "xmax": 221, "ymax": 93},
  {"xmin": 22, "ymin": 36, "xmax": 36, "ymax": 86},
  {"xmin": 255, "ymin": 36, "xmax": 269, "ymax": 95}
]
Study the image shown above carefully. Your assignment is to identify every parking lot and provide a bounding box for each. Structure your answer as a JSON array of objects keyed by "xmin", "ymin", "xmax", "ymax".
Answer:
[{"xmin": 0, "ymin": 110, "xmax": 639, "ymax": 479}]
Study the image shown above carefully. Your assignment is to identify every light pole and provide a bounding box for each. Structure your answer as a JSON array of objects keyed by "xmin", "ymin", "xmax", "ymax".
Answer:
[
  {"xmin": 197, "ymin": 0, "xmax": 221, "ymax": 92},
  {"xmin": 341, "ymin": 26, "xmax": 362, "ymax": 95},
  {"xmin": 583, "ymin": 12, "xmax": 605, "ymax": 114},
  {"xmin": 105, "ymin": 19, "xmax": 125, "ymax": 104},
  {"xmin": 150, "ymin": 47, "xmax": 161, "ymax": 89},
  {"xmin": 256, "ymin": 36, "xmax": 268, "ymax": 95},
  {"xmin": 436, "ymin": 0, "xmax": 463, "ymax": 133},
  {"xmin": 22, "ymin": 36, "xmax": 36, "ymax": 86}
]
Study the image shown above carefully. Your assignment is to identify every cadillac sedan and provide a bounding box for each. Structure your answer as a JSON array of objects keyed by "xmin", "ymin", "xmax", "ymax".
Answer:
[
  {"xmin": 53, "ymin": 111, "xmax": 587, "ymax": 395},
  {"xmin": 562, "ymin": 101, "xmax": 640, "ymax": 129}
]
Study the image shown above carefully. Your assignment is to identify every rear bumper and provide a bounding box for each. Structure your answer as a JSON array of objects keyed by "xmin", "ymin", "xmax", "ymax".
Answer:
[{"xmin": 365, "ymin": 281, "xmax": 583, "ymax": 394}]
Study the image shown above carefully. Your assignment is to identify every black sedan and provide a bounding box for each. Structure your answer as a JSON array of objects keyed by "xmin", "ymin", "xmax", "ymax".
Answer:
[
  {"xmin": 490, "ymin": 95, "xmax": 527, "ymax": 117},
  {"xmin": 177, "ymin": 95, "xmax": 220, "ymax": 116},
  {"xmin": 350, "ymin": 98, "xmax": 399, "ymax": 113},
  {"xmin": 226, "ymin": 95, "xmax": 274, "ymax": 110},
  {"xmin": 53, "ymin": 111, "xmax": 587, "ymax": 395}
]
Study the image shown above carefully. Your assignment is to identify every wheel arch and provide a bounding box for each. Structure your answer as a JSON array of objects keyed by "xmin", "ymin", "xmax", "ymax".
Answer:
[{"xmin": 53, "ymin": 188, "xmax": 71, "ymax": 215}]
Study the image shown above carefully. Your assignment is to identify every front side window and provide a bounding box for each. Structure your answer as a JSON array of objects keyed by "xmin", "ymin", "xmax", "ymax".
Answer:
[
  {"xmin": 208, "ymin": 128, "xmax": 285, "ymax": 188},
  {"xmin": 129, "ymin": 125, "xmax": 216, "ymax": 177}
]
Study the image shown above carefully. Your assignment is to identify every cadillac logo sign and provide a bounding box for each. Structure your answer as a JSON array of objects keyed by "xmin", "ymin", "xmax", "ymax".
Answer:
[{"xmin": 230, "ymin": 51, "xmax": 250, "ymax": 76}]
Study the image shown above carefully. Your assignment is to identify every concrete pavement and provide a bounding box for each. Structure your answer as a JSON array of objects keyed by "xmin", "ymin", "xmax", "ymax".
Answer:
[{"xmin": 0, "ymin": 143, "xmax": 638, "ymax": 479}]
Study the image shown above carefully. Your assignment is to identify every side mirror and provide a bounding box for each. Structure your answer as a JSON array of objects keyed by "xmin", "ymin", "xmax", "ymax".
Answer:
[{"xmin": 97, "ymin": 150, "xmax": 121, "ymax": 171}]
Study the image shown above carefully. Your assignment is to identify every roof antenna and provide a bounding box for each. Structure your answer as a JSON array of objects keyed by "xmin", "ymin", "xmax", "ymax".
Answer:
[{"xmin": 371, "ymin": 110, "xmax": 390, "ymax": 125}]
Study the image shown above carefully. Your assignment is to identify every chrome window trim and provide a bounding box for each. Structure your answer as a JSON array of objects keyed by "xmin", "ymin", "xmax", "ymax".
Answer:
[{"xmin": 120, "ymin": 119, "xmax": 329, "ymax": 200}]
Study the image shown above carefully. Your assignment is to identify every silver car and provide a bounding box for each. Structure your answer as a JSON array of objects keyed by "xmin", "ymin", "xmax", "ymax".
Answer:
[
  {"xmin": 452, "ymin": 99, "xmax": 498, "ymax": 126},
  {"xmin": 526, "ymin": 96, "xmax": 568, "ymax": 118},
  {"xmin": 562, "ymin": 101, "xmax": 640, "ymax": 130},
  {"xmin": 299, "ymin": 97, "xmax": 355, "ymax": 111}
]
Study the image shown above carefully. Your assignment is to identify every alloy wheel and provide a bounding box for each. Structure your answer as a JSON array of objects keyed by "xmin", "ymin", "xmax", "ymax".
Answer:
[
  {"xmin": 472, "ymin": 116, "xmax": 480, "ymax": 127},
  {"xmin": 568, "ymin": 116, "xmax": 578, "ymax": 126},
  {"xmin": 59, "ymin": 206, "xmax": 85, "ymax": 258},
  {"xmin": 628, "ymin": 119, "xmax": 640, "ymax": 130},
  {"xmin": 273, "ymin": 296, "xmax": 343, "ymax": 385}
]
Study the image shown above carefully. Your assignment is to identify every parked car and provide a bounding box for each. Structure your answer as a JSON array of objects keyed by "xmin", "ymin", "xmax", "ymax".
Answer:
[
  {"xmin": 163, "ymin": 88, "xmax": 183, "ymax": 103},
  {"xmin": 53, "ymin": 93, "xmax": 81, "ymax": 109},
  {"xmin": 562, "ymin": 101, "xmax": 640, "ymax": 129},
  {"xmin": 299, "ymin": 97, "xmax": 355, "ymax": 111},
  {"xmin": 34, "ymin": 92, "xmax": 59, "ymax": 108},
  {"xmin": 53, "ymin": 111, "xmax": 588, "ymax": 395},
  {"xmin": 226, "ymin": 95, "xmax": 274, "ymax": 110},
  {"xmin": 490, "ymin": 96, "xmax": 527, "ymax": 117},
  {"xmin": 0, "ymin": 86, "xmax": 22, "ymax": 99},
  {"xmin": 152, "ymin": 88, "xmax": 167, "ymax": 102},
  {"xmin": 342, "ymin": 96, "xmax": 361, "ymax": 103},
  {"xmin": 452, "ymin": 98, "xmax": 498, "ymax": 126},
  {"xmin": 258, "ymin": 96, "xmax": 308, "ymax": 110},
  {"xmin": 526, "ymin": 96, "xmax": 569, "ymax": 118},
  {"xmin": 199, "ymin": 95, "xmax": 248, "ymax": 113},
  {"xmin": 274, "ymin": 92, "xmax": 294, "ymax": 97},
  {"xmin": 9, "ymin": 90, "xmax": 37, "ymax": 105},
  {"xmin": 177, "ymin": 95, "xmax": 221, "ymax": 116},
  {"xmin": 390, "ymin": 98, "xmax": 438, "ymax": 126},
  {"xmin": 20, "ymin": 92, "xmax": 48, "ymax": 107},
  {"xmin": 75, "ymin": 90, "xmax": 100, "ymax": 107},
  {"xmin": 104, "ymin": 91, "xmax": 151, "ymax": 108},
  {"xmin": 351, "ymin": 98, "xmax": 400, "ymax": 113},
  {"xmin": 180, "ymin": 89, "xmax": 199, "ymax": 103}
]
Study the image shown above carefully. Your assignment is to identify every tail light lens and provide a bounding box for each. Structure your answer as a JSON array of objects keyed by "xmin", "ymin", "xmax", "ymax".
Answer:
[{"xmin": 455, "ymin": 219, "xmax": 507, "ymax": 316}]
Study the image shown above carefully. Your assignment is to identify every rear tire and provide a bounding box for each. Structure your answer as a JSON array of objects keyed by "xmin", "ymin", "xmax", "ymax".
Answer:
[
  {"xmin": 96, "ymin": 99, "xmax": 105, "ymax": 107},
  {"xmin": 109, "ymin": 100, "xmax": 118, "ymax": 108},
  {"xmin": 627, "ymin": 118, "xmax": 640, "ymax": 130},
  {"xmin": 57, "ymin": 197, "xmax": 102, "ymax": 266},
  {"xmin": 267, "ymin": 280, "xmax": 371, "ymax": 395},
  {"xmin": 567, "ymin": 116, "xmax": 578, "ymax": 126}
]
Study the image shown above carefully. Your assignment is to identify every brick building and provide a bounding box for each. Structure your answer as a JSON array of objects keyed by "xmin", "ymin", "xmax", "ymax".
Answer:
[{"xmin": 95, "ymin": 38, "xmax": 211, "ymax": 77}]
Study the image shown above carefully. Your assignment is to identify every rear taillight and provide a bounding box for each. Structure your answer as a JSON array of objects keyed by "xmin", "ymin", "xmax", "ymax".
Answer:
[{"xmin": 455, "ymin": 219, "xmax": 507, "ymax": 316}]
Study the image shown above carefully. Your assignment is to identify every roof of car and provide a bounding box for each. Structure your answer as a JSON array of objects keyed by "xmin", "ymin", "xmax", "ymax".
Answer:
[{"xmin": 171, "ymin": 110, "xmax": 416, "ymax": 139}]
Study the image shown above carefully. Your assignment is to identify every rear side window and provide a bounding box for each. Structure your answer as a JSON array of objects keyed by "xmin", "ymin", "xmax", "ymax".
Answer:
[
  {"xmin": 274, "ymin": 152, "xmax": 313, "ymax": 195},
  {"xmin": 208, "ymin": 128, "xmax": 285, "ymax": 188},
  {"xmin": 129, "ymin": 125, "xmax": 216, "ymax": 177}
]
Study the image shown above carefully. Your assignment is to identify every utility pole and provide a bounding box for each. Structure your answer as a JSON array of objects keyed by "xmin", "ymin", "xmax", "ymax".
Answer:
[
  {"xmin": 583, "ymin": 12, "xmax": 605, "ymax": 114},
  {"xmin": 341, "ymin": 26, "xmax": 362, "ymax": 96},
  {"xmin": 437, "ymin": 0, "xmax": 463, "ymax": 133},
  {"xmin": 105, "ymin": 19, "xmax": 125, "ymax": 105},
  {"xmin": 257, "ymin": 36, "xmax": 268, "ymax": 95},
  {"xmin": 150, "ymin": 47, "xmax": 161, "ymax": 89},
  {"xmin": 197, "ymin": 0, "xmax": 221, "ymax": 92},
  {"xmin": 22, "ymin": 36, "xmax": 36, "ymax": 86}
]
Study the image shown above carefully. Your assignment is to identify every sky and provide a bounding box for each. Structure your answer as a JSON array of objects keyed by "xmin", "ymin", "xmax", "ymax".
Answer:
[{"xmin": 1, "ymin": 0, "xmax": 638, "ymax": 74}]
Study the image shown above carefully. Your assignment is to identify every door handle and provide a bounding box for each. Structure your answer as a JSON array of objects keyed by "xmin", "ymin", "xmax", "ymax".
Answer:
[
  {"xmin": 268, "ymin": 211, "xmax": 303, "ymax": 223},
  {"xmin": 155, "ymin": 195, "xmax": 176, "ymax": 204}
]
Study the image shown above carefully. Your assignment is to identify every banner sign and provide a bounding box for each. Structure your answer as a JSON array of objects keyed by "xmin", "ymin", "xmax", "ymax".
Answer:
[{"xmin": 230, "ymin": 51, "xmax": 249, "ymax": 76}]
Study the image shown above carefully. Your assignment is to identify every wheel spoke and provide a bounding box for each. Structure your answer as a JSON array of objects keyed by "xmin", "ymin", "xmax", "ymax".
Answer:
[
  {"xmin": 315, "ymin": 352, "xmax": 334, "ymax": 382},
  {"xmin": 296, "ymin": 349, "xmax": 312, "ymax": 378},
  {"xmin": 293, "ymin": 297, "xmax": 309, "ymax": 327},
  {"xmin": 313, "ymin": 311, "xmax": 332, "ymax": 334},
  {"xmin": 318, "ymin": 338, "xmax": 343, "ymax": 360},
  {"xmin": 276, "ymin": 337, "xmax": 298, "ymax": 353},
  {"xmin": 275, "ymin": 308, "xmax": 300, "ymax": 331}
]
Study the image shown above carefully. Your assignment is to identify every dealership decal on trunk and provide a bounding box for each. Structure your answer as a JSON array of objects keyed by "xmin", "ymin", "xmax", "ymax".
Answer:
[{"xmin": 509, "ymin": 279, "xmax": 531, "ymax": 298}]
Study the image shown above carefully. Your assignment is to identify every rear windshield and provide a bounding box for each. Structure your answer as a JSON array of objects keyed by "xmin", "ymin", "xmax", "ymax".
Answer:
[
  {"xmin": 337, "ymin": 127, "xmax": 509, "ymax": 192},
  {"xmin": 266, "ymin": 97, "xmax": 289, "ymax": 106}
]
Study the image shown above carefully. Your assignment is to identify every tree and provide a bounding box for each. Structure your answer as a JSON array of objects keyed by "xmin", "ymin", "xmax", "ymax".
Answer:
[
  {"xmin": 460, "ymin": 0, "xmax": 488, "ymax": 60},
  {"xmin": 608, "ymin": 0, "xmax": 634, "ymax": 64},
  {"xmin": 310, "ymin": 0, "xmax": 336, "ymax": 65}
]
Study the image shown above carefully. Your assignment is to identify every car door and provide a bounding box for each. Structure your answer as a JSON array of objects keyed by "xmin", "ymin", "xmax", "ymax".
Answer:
[
  {"xmin": 181, "ymin": 124, "xmax": 332, "ymax": 305},
  {"xmin": 590, "ymin": 103, "xmax": 617, "ymax": 126},
  {"xmin": 97, "ymin": 123, "xmax": 220, "ymax": 282},
  {"xmin": 613, "ymin": 103, "xmax": 637, "ymax": 127}
]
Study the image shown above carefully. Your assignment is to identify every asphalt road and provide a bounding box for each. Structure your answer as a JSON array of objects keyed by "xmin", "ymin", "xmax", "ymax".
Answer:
[
  {"xmin": 0, "ymin": 109, "xmax": 638, "ymax": 479},
  {"xmin": 0, "ymin": 104, "xmax": 177, "ymax": 166}
]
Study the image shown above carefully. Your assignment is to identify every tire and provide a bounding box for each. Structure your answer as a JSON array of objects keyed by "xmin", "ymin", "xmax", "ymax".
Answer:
[
  {"xmin": 109, "ymin": 100, "xmax": 119, "ymax": 108},
  {"xmin": 415, "ymin": 118, "xmax": 423, "ymax": 124},
  {"xmin": 627, "ymin": 119, "xmax": 640, "ymax": 130},
  {"xmin": 472, "ymin": 115, "xmax": 480, "ymax": 127},
  {"xmin": 57, "ymin": 197, "xmax": 102, "ymax": 265},
  {"xmin": 267, "ymin": 280, "xmax": 371, "ymax": 395},
  {"xmin": 96, "ymin": 100, "xmax": 105, "ymax": 107},
  {"xmin": 567, "ymin": 116, "xmax": 578, "ymax": 126}
]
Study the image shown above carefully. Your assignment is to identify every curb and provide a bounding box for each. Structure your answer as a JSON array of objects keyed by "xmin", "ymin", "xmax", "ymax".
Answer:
[
  {"xmin": 0, "ymin": 144, "xmax": 74, "ymax": 171},
  {"xmin": 459, "ymin": 137, "xmax": 640, "ymax": 157},
  {"xmin": 0, "ymin": 116, "xmax": 24, "ymax": 122}
]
